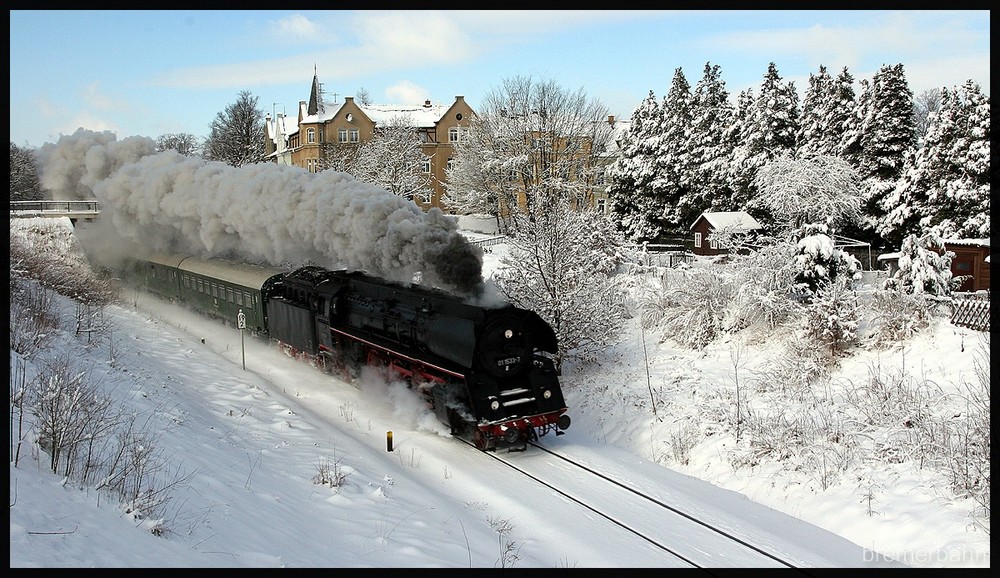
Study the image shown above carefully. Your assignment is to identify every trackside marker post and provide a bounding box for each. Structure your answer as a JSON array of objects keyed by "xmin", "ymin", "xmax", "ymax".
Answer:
[{"xmin": 237, "ymin": 310, "xmax": 246, "ymax": 370}]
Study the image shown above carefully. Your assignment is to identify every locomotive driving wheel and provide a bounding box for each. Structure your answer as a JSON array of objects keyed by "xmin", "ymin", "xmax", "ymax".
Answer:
[{"xmin": 472, "ymin": 429, "xmax": 492, "ymax": 452}]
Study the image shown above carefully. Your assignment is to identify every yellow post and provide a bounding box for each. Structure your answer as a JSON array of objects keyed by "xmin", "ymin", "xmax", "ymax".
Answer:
[{"xmin": 387, "ymin": 431, "xmax": 393, "ymax": 452}]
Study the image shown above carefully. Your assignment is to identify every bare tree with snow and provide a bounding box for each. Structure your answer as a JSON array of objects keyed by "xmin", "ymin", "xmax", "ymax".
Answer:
[
  {"xmin": 443, "ymin": 123, "xmax": 499, "ymax": 218},
  {"xmin": 492, "ymin": 202, "xmax": 627, "ymax": 372},
  {"xmin": 202, "ymin": 90, "xmax": 267, "ymax": 167},
  {"xmin": 346, "ymin": 114, "xmax": 433, "ymax": 203},
  {"xmin": 10, "ymin": 141, "xmax": 43, "ymax": 202},
  {"xmin": 446, "ymin": 75, "xmax": 613, "ymax": 233},
  {"xmin": 155, "ymin": 133, "xmax": 201, "ymax": 157},
  {"xmin": 751, "ymin": 154, "xmax": 863, "ymax": 234},
  {"xmin": 912, "ymin": 87, "xmax": 942, "ymax": 145}
]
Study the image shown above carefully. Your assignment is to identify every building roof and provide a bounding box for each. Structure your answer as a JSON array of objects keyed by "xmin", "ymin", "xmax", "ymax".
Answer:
[
  {"xmin": 691, "ymin": 211, "xmax": 763, "ymax": 232},
  {"xmin": 943, "ymin": 238, "xmax": 990, "ymax": 248},
  {"xmin": 297, "ymin": 98, "xmax": 459, "ymax": 129}
]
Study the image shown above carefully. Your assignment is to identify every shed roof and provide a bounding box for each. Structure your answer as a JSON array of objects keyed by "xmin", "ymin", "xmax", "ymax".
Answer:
[{"xmin": 691, "ymin": 211, "xmax": 763, "ymax": 231}]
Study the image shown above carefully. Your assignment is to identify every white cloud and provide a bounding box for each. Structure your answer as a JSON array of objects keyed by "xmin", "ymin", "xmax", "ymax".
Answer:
[
  {"xmin": 275, "ymin": 13, "xmax": 322, "ymax": 40},
  {"xmin": 352, "ymin": 11, "xmax": 474, "ymax": 63},
  {"xmin": 384, "ymin": 80, "xmax": 429, "ymax": 105}
]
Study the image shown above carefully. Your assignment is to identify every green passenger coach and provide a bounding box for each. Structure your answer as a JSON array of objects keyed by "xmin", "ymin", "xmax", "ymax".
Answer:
[{"xmin": 135, "ymin": 253, "xmax": 285, "ymax": 334}]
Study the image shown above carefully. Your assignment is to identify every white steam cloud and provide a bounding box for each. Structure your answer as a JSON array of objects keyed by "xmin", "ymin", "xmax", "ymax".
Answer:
[{"xmin": 36, "ymin": 129, "xmax": 485, "ymax": 295}]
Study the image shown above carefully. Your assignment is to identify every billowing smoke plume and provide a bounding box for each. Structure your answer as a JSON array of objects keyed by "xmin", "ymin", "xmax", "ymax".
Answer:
[{"xmin": 37, "ymin": 129, "xmax": 485, "ymax": 295}]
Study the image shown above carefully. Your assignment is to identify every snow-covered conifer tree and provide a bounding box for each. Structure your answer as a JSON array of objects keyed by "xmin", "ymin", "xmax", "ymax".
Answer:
[
  {"xmin": 797, "ymin": 65, "xmax": 834, "ymax": 159},
  {"xmin": 728, "ymin": 62, "xmax": 800, "ymax": 220},
  {"xmin": 880, "ymin": 80, "xmax": 990, "ymax": 242},
  {"xmin": 839, "ymin": 64, "xmax": 916, "ymax": 248},
  {"xmin": 791, "ymin": 223, "xmax": 861, "ymax": 296},
  {"xmin": 687, "ymin": 62, "xmax": 736, "ymax": 215},
  {"xmin": 797, "ymin": 66, "xmax": 856, "ymax": 159},
  {"xmin": 883, "ymin": 228, "xmax": 954, "ymax": 297},
  {"xmin": 607, "ymin": 90, "xmax": 667, "ymax": 242},
  {"xmin": 654, "ymin": 67, "xmax": 697, "ymax": 234}
]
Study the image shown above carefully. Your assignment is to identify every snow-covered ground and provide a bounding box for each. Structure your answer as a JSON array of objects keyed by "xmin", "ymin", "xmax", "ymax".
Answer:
[{"xmin": 9, "ymin": 217, "xmax": 990, "ymax": 567}]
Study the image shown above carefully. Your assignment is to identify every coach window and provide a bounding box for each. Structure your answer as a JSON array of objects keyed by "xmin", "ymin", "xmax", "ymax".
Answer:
[{"xmin": 227, "ymin": 287, "xmax": 234, "ymax": 303}]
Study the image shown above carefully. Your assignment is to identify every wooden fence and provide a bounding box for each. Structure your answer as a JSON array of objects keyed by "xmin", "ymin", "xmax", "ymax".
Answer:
[{"xmin": 951, "ymin": 292, "xmax": 990, "ymax": 332}]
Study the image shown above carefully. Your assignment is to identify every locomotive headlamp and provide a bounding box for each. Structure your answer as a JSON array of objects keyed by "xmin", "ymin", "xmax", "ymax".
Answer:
[
  {"xmin": 504, "ymin": 329, "xmax": 513, "ymax": 339},
  {"xmin": 543, "ymin": 389, "xmax": 552, "ymax": 399},
  {"xmin": 490, "ymin": 400, "xmax": 500, "ymax": 411}
]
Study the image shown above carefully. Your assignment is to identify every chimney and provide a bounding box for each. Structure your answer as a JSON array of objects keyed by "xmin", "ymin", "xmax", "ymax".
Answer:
[
  {"xmin": 608, "ymin": 115, "xmax": 615, "ymax": 124},
  {"xmin": 424, "ymin": 99, "xmax": 432, "ymax": 108}
]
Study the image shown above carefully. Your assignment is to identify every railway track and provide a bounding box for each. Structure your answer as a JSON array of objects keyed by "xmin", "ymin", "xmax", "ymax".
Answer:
[{"xmin": 460, "ymin": 438, "xmax": 815, "ymax": 569}]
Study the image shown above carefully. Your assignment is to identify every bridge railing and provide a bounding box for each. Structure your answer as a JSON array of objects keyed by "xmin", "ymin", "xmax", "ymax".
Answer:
[{"xmin": 10, "ymin": 200, "xmax": 100, "ymax": 213}]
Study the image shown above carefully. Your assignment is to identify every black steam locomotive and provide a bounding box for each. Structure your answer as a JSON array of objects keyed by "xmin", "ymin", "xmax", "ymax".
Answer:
[{"xmin": 129, "ymin": 253, "xmax": 571, "ymax": 451}]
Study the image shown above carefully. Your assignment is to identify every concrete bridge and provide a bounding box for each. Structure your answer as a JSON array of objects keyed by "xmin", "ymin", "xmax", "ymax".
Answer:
[{"xmin": 10, "ymin": 200, "xmax": 100, "ymax": 223}]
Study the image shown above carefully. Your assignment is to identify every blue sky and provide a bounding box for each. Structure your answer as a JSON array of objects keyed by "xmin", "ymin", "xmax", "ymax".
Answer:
[{"xmin": 9, "ymin": 10, "xmax": 990, "ymax": 149}]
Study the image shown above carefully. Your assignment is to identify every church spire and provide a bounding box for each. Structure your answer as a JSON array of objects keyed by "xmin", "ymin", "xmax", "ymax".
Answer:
[{"xmin": 307, "ymin": 65, "xmax": 324, "ymax": 116}]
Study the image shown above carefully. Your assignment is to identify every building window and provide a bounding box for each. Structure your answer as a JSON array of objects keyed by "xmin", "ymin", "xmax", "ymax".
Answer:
[
  {"xmin": 449, "ymin": 127, "xmax": 460, "ymax": 143},
  {"xmin": 694, "ymin": 232, "xmax": 702, "ymax": 248},
  {"xmin": 597, "ymin": 199, "xmax": 606, "ymax": 214},
  {"xmin": 307, "ymin": 128, "xmax": 316, "ymax": 144},
  {"xmin": 338, "ymin": 128, "xmax": 348, "ymax": 143},
  {"xmin": 710, "ymin": 237, "xmax": 719, "ymax": 250},
  {"xmin": 421, "ymin": 159, "xmax": 431, "ymax": 173},
  {"xmin": 446, "ymin": 158, "xmax": 454, "ymax": 171},
  {"xmin": 350, "ymin": 129, "xmax": 359, "ymax": 143}
]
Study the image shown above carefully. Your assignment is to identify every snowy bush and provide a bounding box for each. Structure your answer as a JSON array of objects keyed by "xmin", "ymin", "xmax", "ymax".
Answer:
[
  {"xmin": 9, "ymin": 278, "xmax": 59, "ymax": 356},
  {"xmin": 883, "ymin": 228, "xmax": 955, "ymax": 297},
  {"xmin": 10, "ymin": 219, "xmax": 121, "ymax": 306},
  {"xmin": 29, "ymin": 353, "xmax": 118, "ymax": 478},
  {"xmin": 802, "ymin": 277, "xmax": 860, "ymax": 357},
  {"xmin": 721, "ymin": 241, "xmax": 803, "ymax": 334},
  {"xmin": 791, "ymin": 223, "xmax": 861, "ymax": 296},
  {"xmin": 639, "ymin": 268, "xmax": 731, "ymax": 350},
  {"xmin": 754, "ymin": 332, "xmax": 833, "ymax": 392},
  {"xmin": 862, "ymin": 288, "xmax": 936, "ymax": 347},
  {"xmin": 946, "ymin": 334, "xmax": 990, "ymax": 526}
]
